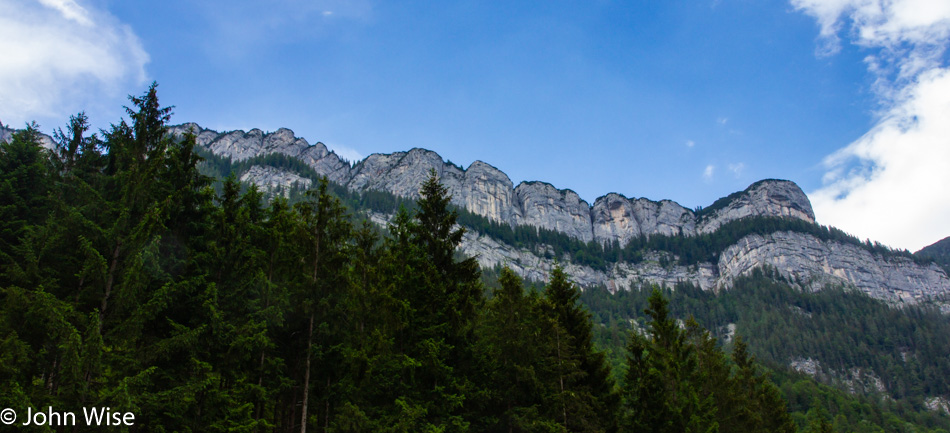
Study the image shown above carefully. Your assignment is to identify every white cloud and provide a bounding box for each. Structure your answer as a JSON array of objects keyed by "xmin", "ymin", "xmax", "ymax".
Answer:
[
  {"xmin": 325, "ymin": 142, "xmax": 364, "ymax": 164},
  {"xmin": 0, "ymin": 0, "xmax": 149, "ymax": 125},
  {"xmin": 703, "ymin": 164, "xmax": 716, "ymax": 181},
  {"xmin": 37, "ymin": 0, "xmax": 91, "ymax": 26},
  {"xmin": 794, "ymin": 0, "xmax": 950, "ymax": 251},
  {"xmin": 717, "ymin": 116, "xmax": 729, "ymax": 125},
  {"xmin": 686, "ymin": 139, "xmax": 696, "ymax": 148},
  {"xmin": 728, "ymin": 162, "xmax": 745, "ymax": 178}
]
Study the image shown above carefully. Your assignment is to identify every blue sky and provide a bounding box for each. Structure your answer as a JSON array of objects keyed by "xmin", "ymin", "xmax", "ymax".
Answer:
[{"xmin": 2, "ymin": 0, "xmax": 949, "ymax": 251}]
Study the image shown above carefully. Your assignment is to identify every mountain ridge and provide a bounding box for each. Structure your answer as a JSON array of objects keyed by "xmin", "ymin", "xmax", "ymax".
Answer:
[
  {"xmin": 167, "ymin": 123, "xmax": 815, "ymax": 246},
  {"xmin": 5, "ymin": 121, "xmax": 947, "ymax": 305},
  {"xmin": 162, "ymin": 122, "xmax": 950, "ymax": 307}
]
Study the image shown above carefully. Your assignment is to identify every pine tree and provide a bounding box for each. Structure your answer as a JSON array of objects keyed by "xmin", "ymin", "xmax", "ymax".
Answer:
[
  {"xmin": 294, "ymin": 178, "xmax": 352, "ymax": 433},
  {"xmin": 620, "ymin": 289, "xmax": 716, "ymax": 433},
  {"xmin": 478, "ymin": 267, "xmax": 562, "ymax": 433},
  {"xmin": 543, "ymin": 265, "xmax": 618, "ymax": 433}
]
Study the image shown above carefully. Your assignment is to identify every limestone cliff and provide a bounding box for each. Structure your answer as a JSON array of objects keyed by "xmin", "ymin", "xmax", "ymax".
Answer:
[
  {"xmin": 717, "ymin": 231, "xmax": 950, "ymax": 304},
  {"xmin": 1, "ymin": 123, "xmax": 55, "ymax": 149},
  {"xmin": 163, "ymin": 122, "xmax": 950, "ymax": 305},
  {"xmin": 697, "ymin": 179, "xmax": 816, "ymax": 233},
  {"xmin": 240, "ymin": 165, "xmax": 312, "ymax": 197},
  {"xmin": 168, "ymin": 123, "xmax": 351, "ymax": 183},
  {"xmin": 167, "ymin": 124, "xmax": 818, "ymax": 247}
]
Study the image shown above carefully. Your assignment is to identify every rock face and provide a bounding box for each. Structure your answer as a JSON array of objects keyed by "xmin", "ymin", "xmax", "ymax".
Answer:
[
  {"xmin": 168, "ymin": 124, "xmax": 820, "ymax": 247},
  {"xmin": 457, "ymin": 161, "xmax": 521, "ymax": 224},
  {"xmin": 348, "ymin": 148, "xmax": 466, "ymax": 200},
  {"xmin": 718, "ymin": 231, "xmax": 950, "ymax": 303},
  {"xmin": 168, "ymin": 123, "xmax": 351, "ymax": 183},
  {"xmin": 697, "ymin": 179, "xmax": 816, "ymax": 233},
  {"xmin": 591, "ymin": 195, "xmax": 696, "ymax": 243},
  {"xmin": 0, "ymin": 124, "xmax": 14, "ymax": 144},
  {"xmin": 516, "ymin": 182, "xmax": 594, "ymax": 242},
  {"xmin": 1, "ymin": 123, "xmax": 55, "ymax": 149},
  {"xmin": 240, "ymin": 165, "xmax": 312, "ymax": 197},
  {"xmin": 163, "ymin": 122, "xmax": 950, "ymax": 305}
]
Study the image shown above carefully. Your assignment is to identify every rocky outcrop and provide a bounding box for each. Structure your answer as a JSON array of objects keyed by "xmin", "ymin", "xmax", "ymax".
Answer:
[
  {"xmin": 240, "ymin": 165, "xmax": 312, "ymax": 197},
  {"xmin": 718, "ymin": 231, "xmax": 950, "ymax": 303},
  {"xmin": 163, "ymin": 122, "xmax": 950, "ymax": 306},
  {"xmin": 697, "ymin": 179, "xmax": 816, "ymax": 233},
  {"xmin": 591, "ymin": 195, "xmax": 696, "ymax": 243},
  {"xmin": 0, "ymin": 124, "xmax": 14, "ymax": 144},
  {"xmin": 515, "ymin": 182, "xmax": 594, "ymax": 242},
  {"xmin": 168, "ymin": 123, "xmax": 351, "ymax": 183},
  {"xmin": 348, "ymin": 148, "xmax": 466, "ymax": 200},
  {"xmin": 1, "ymin": 123, "xmax": 55, "ymax": 149},
  {"xmin": 459, "ymin": 228, "xmax": 717, "ymax": 291},
  {"xmin": 456, "ymin": 161, "xmax": 522, "ymax": 224},
  {"xmin": 167, "ymin": 124, "xmax": 818, "ymax": 247},
  {"xmin": 926, "ymin": 397, "xmax": 950, "ymax": 414}
]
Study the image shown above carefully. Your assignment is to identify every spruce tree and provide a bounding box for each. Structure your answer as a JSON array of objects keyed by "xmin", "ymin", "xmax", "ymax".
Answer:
[
  {"xmin": 479, "ymin": 267, "xmax": 562, "ymax": 433},
  {"xmin": 294, "ymin": 178, "xmax": 352, "ymax": 433},
  {"xmin": 620, "ymin": 289, "xmax": 716, "ymax": 433},
  {"xmin": 543, "ymin": 265, "xmax": 618, "ymax": 433}
]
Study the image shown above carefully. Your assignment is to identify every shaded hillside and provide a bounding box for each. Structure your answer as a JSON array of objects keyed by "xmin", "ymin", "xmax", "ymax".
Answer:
[{"xmin": 918, "ymin": 236, "xmax": 950, "ymax": 273}]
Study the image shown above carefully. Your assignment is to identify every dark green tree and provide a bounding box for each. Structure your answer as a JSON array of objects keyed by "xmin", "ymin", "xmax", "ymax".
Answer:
[
  {"xmin": 543, "ymin": 265, "xmax": 619, "ymax": 433},
  {"xmin": 294, "ymin": 179, "xmax": 352, "ymax": 433},
  {"xmin": 620, "ymin": 289, "xmax": 716, "ymax": 433}
]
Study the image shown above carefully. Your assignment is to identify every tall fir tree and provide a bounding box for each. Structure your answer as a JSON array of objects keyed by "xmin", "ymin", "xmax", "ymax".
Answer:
[
  {"xmin": 543, "ymin": 265, "xmax": 619, "ymax": 433},
  {"xmin": 620, "ymin": 289, "xmax": 717, "ymax": 433}
]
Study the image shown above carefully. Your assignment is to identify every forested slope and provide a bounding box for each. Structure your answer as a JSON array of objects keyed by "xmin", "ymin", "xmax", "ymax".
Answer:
[{"xmin": 4, "ymin": 84, "xmax": 950, "ymax": 432}]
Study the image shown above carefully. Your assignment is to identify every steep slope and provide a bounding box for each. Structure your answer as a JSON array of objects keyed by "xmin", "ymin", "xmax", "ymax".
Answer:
[
  {"xmin": 918, "ymin": 236, "xmax": 950, "ymax": 270},
  {"xmin": 169, "ymin": 123, "xmax": 950, "ymax": 305},
  {"xmin": 168, "ymin": 124, "xmax": 817, "ymax": 244}
]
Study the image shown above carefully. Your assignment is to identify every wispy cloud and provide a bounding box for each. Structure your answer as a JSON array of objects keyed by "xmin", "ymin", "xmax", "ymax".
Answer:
[
  {"xmin": 37, "ymin": 0, "xmax": 91, "ymax": 26},
  {"xmin": 196, "ymin": 0, "xmax": 373, "ymax": 59},
  {"xmin": 728, "ymin": 162, "xmax": 745, "ymax": 178},
  {"xmin": 794, "ymin": 0, "xmax": 950, "ymax": 251},
  {"xmin": 686, "ymin": 139, "xmax": 696, "ymax": 148},
  {"xmin": 0, "ymin": 0, "xmax": 148, "ymax": 125},
  {"xmin": 325, "ymin": 142, "xmax": 364, "ymax": 164},
  {"xmin": 703, "ymin": 164, "xmax": 716, "ymax": 181},
  {"xmin": 717, "ymin": 116, "xmax": 729, "ymax": 125}
]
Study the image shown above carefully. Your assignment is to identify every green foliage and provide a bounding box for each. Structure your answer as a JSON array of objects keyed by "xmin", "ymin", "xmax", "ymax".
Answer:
[
  {"xmin": 581, "ymin": 271, "xmax": 950, "ymax": 433},
  {"xmin": 916, "ymin": 236, "xmax": 950, "ymax": 275},
  {"xmin": 457, "ymin": 209, "xmax": 923, "ymax": 273},
  {"xmin": 5, "ymin": 84, "xmax": 948, "ymax": 433}
]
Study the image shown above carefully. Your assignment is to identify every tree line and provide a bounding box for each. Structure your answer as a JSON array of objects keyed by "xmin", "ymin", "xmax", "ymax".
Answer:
[
  {"xmin": 0, "ymin": 84, "xmax": 819, "ymax": 432},
  {"xmin": 581, "ymin": 269, "xmax": 950, "ymax": 432}
]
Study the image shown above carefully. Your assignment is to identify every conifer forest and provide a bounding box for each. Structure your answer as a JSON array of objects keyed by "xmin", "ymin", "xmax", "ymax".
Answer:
[{"xmin": 3, "ymin": 84, "xmax": 950, "ymax": 432}]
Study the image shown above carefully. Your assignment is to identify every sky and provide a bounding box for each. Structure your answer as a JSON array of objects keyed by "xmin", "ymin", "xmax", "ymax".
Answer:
[{"xmin": 1, "ymin": 0, "xmax": 948, "ymax": 252}]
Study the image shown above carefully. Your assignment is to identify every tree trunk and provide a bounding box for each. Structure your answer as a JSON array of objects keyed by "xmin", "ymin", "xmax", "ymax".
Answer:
[
  {"xmin": 99, "ymin": 240, "xmax": 122, "ymax": 329},
  {"xmin": 324, "ymin": 376, "xmax": 330, "ymax": 432},
  {"xmin": 556, "ymin": 327, "xmax": 568, "ymax": 428},
  {"xmin": 300, "ymin": 313, "xmax": 315, "ymax": 433}
]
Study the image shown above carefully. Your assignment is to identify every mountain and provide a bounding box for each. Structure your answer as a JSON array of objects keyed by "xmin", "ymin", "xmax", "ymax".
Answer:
[
  {"xmin": 7, "ymin": 114, "xmax": 950, "ymax": 429},
  {"xmin": 918, "ymin": 236, "xmax": 950, "ymax": 270},
  {"xmin": 167, "ymin": 123, "xmax": 950, "ymax": 308}
]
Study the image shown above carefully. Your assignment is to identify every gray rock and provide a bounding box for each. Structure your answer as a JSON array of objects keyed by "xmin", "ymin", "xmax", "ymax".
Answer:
[
  {"xmin": 167, "ymin": 123, "xmax": 351, "ymax": 183},
  {"xmin": 164, "ymin": 122, "xmax": 950, "ymax": 307},
  {"xmin": 347, "ymin": 148, "xmax": 465, "ymax": 200},
  {"xmin": 516, "ymin": 181, "xmax": 594, "ymax": 243},
  {"xmin": 239, "ymin": 165, "xmax": 312, "ymax": 197},
  {"xmin": 456, "ymin": 161, "xmax": 521, "ymax": 224},
  {"xmin": 698, "ymin": 179, "xmax": 815, "ymax": 234},
  {"xmin": 717, "ymin": 231, "xmax": 950, "ymax": 303},
  {"xmin": 1, "ymin": 123, "xmax": 55, "ymax": 149}
]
